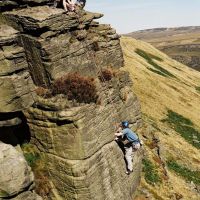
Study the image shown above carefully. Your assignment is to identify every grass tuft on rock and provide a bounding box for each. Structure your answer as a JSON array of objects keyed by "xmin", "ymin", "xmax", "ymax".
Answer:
[
  {"xmin": 21, "ymin": 143, "xmax": 51, "ymax": 198},
  {"xmin": 161, "ymin": 110, "xmax": 200, "ymax": 149},
  {"xmin": 22, "ymin": 144, "xmax": 40, "ymax": 167},
  {"xmin": 35, "ymin": 87, "xmax": 52, "ymax": 99},
  {"xmin": 135, "ymin": 48, "xmax": 175, "ymax": 78},
  {"xmin": 0, "ymin": 14, "xmax": 6, "ymax": 24},
  {"xmin": 24, "ymin": 152, "xmax": 40, "ymax": 168},
  {"xmin": 167, "ymin": 159, "xmax": 200, "ymax": 185},
  {"xmin": 142, "ymin": 158, "xmax": 161, "ymax": 185}
]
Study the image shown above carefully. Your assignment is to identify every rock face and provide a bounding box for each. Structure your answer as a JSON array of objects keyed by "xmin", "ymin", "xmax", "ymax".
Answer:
[
  {"xmin": 0, "ymin": 142, "xmax": 42, "ymax": 200},
  {"xmin": 0, "ymin": 24, "xmax": 35, "ymax": 112},
  {"xmin": 1, "ymin": 3, "xmax": 143, "ymax": 200},
  {"xmin": 4, "ymin": 6, "xmax": 123, "ymax": 87},
  {"xmin": 25, "ymin": 74, "xmax": 142, "ymax": 199}
]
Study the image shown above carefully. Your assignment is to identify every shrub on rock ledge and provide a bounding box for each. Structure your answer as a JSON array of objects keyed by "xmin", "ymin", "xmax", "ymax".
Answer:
[
  {"xmin": 98, "ymin": 68, "xmax": 116, "ymax": 82},
  {"xmin": 51, "ymin": 73, "xmax": 98, "ymax": 103},
  {"xmin": 35, "ymin": 87, "xmax": 52, "ymax": 98}
]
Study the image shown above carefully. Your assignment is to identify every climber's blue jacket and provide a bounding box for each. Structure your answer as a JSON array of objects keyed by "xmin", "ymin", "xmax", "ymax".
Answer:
[{"xmin": 122, "ymin": 128, "xmax": 139, "ymax": 144}]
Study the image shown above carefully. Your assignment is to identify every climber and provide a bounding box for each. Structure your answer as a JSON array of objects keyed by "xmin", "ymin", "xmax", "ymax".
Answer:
[
  {"xmin": 63, "ymin": 0, "xmax": 76, "ymax": 12},
  {"xmin": 53, "ymin": 0, "xmax": 61, "ymax": 8},
  {"xmin": 53, "ymin": 0, "xmax": 76, "ymax": 12},
  {"xmin": 76, "ymin": 0, "xmax": 86, "ymax": 8},
  {"xmin": 114, "ymin": 121, "xmax": 140, "ymax": 175}
]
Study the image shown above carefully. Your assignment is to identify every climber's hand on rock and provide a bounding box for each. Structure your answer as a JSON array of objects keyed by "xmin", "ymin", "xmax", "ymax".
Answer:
[{"xmin": 115, "ymin": 132, "xmax": 123, "ymax": 137}]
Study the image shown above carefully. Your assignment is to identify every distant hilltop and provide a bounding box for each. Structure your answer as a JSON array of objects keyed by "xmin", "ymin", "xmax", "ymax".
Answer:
[
  {"xmin": 125, "ymin": 26, "xmax": 200, "ymax": 71},
  {"xmin": 126, "ymin": 26, "xmax": 200, "ymax": 37}
]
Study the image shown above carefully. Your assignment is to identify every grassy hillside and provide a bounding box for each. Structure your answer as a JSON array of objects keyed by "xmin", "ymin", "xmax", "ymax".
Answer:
[
  {"xmin": 126, "ymin": 27, "xmax": 200, "ymax": 71},
  {"xmin": 121, "ymin": 37, "xmax": 200, "ymax": 200}
]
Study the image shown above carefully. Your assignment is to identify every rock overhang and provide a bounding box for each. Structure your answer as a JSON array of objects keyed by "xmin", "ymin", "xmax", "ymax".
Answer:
[
  {"xmin": 0, "ymin": 0, "xmax": 51, "ymax": 11},
  {"xmin": 4, "ymin": 6, "xmax": 103, "ymax": 34}
]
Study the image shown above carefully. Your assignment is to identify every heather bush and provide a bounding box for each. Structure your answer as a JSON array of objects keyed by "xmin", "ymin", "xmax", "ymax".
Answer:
[
  {"xmin": 34, "ymin": 170, "xmax": 51, "ymax": 198},
  {"xmin": 51, "ymin": 73, "xmax": 98, "ymax": 103},
  {"xmin": 98, "ymin": 68, "xmax": 116, "ymax": 82},
  {"xmin": 35, "ymin": 87, "xmax": 52, "ymax": 98}
]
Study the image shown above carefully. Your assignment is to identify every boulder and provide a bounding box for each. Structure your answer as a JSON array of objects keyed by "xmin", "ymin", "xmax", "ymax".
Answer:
[
  {"xmin": 4, "ymin": 7, "xmax": 102, "ymax": 33},
  {"xmin": 0, "ymin": 142, "xmax": 34, "ymax": 198}
]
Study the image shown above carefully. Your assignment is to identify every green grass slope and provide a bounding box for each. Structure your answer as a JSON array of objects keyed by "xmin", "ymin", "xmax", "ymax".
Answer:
[{"xmin": 121, "ymin": 37, "xmax": 200, "ymax": 200}]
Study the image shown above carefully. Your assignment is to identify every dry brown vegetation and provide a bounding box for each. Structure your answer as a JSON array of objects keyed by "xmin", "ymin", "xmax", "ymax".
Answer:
[
  {"xmin": 22, "ymin": 144, "xmax": 51, "ymax": 199},
  {"xmin": 51, "ymin": 73, "xmax": 98, "ymax": 103},
  {"xmin": 98, "ymin": 68, "xmax": 116, "ymax": 82},
  {"xmin": 35, "ymin": 87, "xmax": 52, "ymax": 98}
]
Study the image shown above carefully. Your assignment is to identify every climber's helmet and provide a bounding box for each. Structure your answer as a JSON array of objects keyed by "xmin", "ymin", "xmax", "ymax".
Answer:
[{"xmin": 121, "ymin": 121, "xmax": 129, "ymax": 128}]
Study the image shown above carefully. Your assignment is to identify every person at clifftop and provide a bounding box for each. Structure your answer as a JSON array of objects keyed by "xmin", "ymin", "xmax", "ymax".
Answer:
[
  {"xmin": 53, "ymin": 0, "xmax": 76, "ymax": 12},
  {"xmin": 53, "ymin": 0, "xmax": 61, "ymax": 8},
  {"xmin": 63, "ymin": 0, "xmax": 76, "ymax": 12},
  {"xmin": 115, "ymin": 121, "xmax": 140, "ymax": 175},
  {"xmin": 76, "ymin": 0, "xmax": 86, "ymax": 8}
]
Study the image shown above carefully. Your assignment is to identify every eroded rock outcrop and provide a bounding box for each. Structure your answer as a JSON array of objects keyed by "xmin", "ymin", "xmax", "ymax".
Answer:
[
  {"xmin": 1, "ymin": 3, "xmax": 143, "ymax": 200},
  {"xmin": 4, "ymin": 6, "xmax": 123, "ymax": 87}
]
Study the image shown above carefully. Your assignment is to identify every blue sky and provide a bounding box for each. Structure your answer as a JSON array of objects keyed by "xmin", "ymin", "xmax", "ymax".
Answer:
[{"xmin": 86, "ymin": 0, "xmax": 200, "ymax": 34}]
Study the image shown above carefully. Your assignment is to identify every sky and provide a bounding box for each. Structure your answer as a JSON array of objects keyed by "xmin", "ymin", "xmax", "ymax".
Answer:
[{"xmin": 85, "ymin": 0, "xmax": 200, "ymax": 34}]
